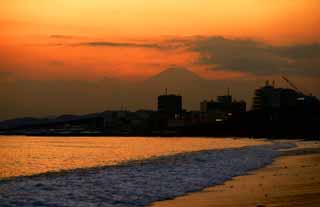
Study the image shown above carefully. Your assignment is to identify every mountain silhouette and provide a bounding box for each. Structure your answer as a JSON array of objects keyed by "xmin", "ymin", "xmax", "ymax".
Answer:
[
  {"xmin": 143, "ymin": 67, "xmax": 210, "ymax": 96},
  {"xmin": 147, "ymin": 67, "xmax": 203, "ymax": 83},
  {"xmin": 138, "ymin": 67, "xmax": 224, "ymax": 110}
]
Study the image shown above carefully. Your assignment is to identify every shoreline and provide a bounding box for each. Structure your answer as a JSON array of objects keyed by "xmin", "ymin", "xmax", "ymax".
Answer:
[
  {"xmin": 150, "ymin": 142, "xmax": 320, "ymax": 207},
  {"xmin": 1, "ymin": 133, "xmax": 319, "ymax": 141}
]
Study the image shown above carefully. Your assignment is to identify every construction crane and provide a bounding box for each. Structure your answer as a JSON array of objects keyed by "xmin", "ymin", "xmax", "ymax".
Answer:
[
  {"xmin": 281, "ymin": 75, "xmax": 314, "ymax": 96},
  {"xmin": 281, "ymin": 76, "xmax": 302, "ymax": 93}
]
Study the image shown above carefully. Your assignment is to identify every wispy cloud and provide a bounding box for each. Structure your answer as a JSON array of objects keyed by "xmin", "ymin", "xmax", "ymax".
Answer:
[
  {"xmin": 47, "ymin": 34, "xmax": 187, "ymax": 50},
  {"xmin": 49, "ymin": 35, "xmax": 73, "ymax": 39},
  {"xmin": 75, "ymin": 41, "xmax": 162, "ymax": 49}
]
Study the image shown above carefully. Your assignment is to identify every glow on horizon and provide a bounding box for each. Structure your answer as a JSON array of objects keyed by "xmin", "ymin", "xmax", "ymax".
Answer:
[{"xmin": 0, "ymin": 0, "xmax": 319, "ymax": 81}]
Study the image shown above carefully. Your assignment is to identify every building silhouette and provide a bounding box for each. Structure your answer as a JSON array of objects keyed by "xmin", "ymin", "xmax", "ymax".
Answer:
[
  {"xmin": 1, "ymin": 81, "xmax": 319, "ymax": 138},
  {"xmin": 200, "ymin": 94, "xmax": 246, "ymax": 123},
  {"xmin": 252, "ymin": 80, "xmax": 318, "ymax": 112},
  {"xmin": 158, "ymin": 92, "xmax": 182, "ymax": 118},
  {"xmin": 253, "ymin": 81, "xmax": 280, "ymax": 110},
  {"xmin": 248, "ymin": 80, "xmax": 320, "ymax": 137}
]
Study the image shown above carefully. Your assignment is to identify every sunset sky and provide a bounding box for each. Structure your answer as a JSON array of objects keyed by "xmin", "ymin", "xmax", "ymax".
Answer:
[{"xmin": 1, "ymin": 0, "xmax": 320, "ymax": 119}]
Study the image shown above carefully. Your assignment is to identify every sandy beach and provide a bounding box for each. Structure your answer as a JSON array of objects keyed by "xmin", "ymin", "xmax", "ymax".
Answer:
[{"xmin": 150, "ymin": 141, "xmax": 320, "ymax": 207}]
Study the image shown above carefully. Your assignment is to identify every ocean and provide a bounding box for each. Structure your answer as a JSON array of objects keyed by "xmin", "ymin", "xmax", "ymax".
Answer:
[{"xmin": 0, "ymin": 136, "xmax": 294, "ymax": 206}]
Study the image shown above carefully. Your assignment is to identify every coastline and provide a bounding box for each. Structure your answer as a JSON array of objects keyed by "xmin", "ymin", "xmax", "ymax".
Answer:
[{"xmin": 150, "ymin": 141, "xmax": 320, "ymax": 207}]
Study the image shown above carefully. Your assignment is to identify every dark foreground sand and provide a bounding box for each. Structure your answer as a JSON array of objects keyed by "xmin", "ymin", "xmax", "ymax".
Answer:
[{"xmin": 150, "ymin": 141, "xmax": 320, "ymax": 207}]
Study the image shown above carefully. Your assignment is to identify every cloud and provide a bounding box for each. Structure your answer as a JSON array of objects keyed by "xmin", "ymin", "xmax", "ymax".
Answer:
[
  {"xmin": 49, "ymin": 35, "xmax": 73, "ymax": 39},
  {"xmin": 76, "ymin": 41, "xmax": 161, "ymax": 49},
  {"xmin": 189, "ymin": 36, "xmax": 320, "ymax": 76},
  {"xmin": 272, "ymin": 44, "xmax": 320, "ymax": 59},
  {"xmin": 73, "ymin": 39, "xmax": 187, "ymax": 50},
  {"xmin": 48, "ymin": 35, "xmax": 185, "ymax": 50}
]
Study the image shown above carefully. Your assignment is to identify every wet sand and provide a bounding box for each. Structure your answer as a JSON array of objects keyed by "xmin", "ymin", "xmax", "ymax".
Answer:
[{"xmin": 150, "ymin": 141, "xmax": 320, "ymax": 207}]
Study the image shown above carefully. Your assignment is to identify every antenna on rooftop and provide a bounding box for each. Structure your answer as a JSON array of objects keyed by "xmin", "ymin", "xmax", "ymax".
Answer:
[
  {"xmin": 165, "ymin": 88, "xmax": 168, "ymax": 95},
  {"xmin": 227, "ymin": 87, "xmax": 230, "ymax": 96}
]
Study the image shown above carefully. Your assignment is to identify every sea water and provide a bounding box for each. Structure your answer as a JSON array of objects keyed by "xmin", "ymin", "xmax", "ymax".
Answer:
[{"xmin": 0, "ymin": 136, "xmax": 294, "ymax": 207}]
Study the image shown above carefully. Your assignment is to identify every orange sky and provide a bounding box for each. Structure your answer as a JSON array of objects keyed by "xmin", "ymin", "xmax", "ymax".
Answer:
[
  {"xmin": 1, "ymin": 0, "xmax": 319, "ymax": 41},
  {"xmin": 0, "ymin": 0, "xmax": 319, "ymax": 80}
]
